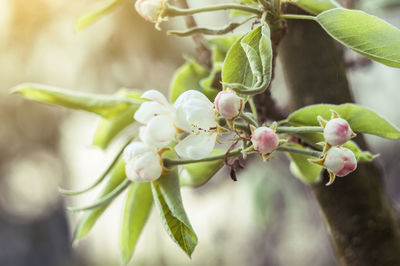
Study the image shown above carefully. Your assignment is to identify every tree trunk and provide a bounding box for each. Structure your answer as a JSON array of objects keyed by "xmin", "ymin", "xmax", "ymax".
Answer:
[{"xmin": 278, "ymin": 6, "xmax": 400, "ymax": 266}]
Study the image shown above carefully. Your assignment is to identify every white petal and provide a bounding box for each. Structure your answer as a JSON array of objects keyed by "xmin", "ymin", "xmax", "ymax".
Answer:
[
  {"xmin": 141, "ymin": 90, "xmax": 169, "ymax": 106},
  {"xmin": 175, "ymin": 133, "xmax": 217, "ymax": 159},
  {"xmin": 134, "ymin": 101, "xmax": 169, "ymax": 124},
  {"xmin": 174, "ymin": 90, "xmax": 212, "ymax": 109},
  {"xmin": 125, "ymin": 151, "xmax": 162, "ymax": 182},
  {"xmin": 140, "ymin": 115, "xmax": 176, "ymax": 148},
  {"xmin": 123, "ymin": 142, "xmax": 150, "ymax": 162}
]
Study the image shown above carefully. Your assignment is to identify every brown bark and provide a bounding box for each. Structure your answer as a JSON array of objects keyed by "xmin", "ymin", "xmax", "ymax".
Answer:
[{"xmin": 277, "ymin": 6, "xmax": 400, "ymax": 266}]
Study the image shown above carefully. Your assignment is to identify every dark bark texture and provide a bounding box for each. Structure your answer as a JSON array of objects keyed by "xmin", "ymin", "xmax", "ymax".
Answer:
[{"xmin": 277, "ymin": 6, "xmax": 400, "ymax": 266}]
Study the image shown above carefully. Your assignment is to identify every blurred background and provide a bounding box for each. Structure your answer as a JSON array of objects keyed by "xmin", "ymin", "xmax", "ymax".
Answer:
[{"xmin": 1, "ymin": 0, "xmax": 400, "ymax": 265}]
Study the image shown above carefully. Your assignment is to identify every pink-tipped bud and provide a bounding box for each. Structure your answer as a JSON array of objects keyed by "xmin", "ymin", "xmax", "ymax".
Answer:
[
  {"xmin": 324, "ymin": 118, "xmax": 352, "ymax": 146},
  {"xmin": 214, "ymin": 90, "xmax": 242, "ymax": 120},
  {"xmin": 324, "ymin": 147, "xmax": 357, "ymax": 177},
  {"xmin": 251, "ymin": 127, "xmax": 279, "ymax": 155},
  {"xmin": 135, "ymin": 0, "xmax": 164, "ymax": 23}
]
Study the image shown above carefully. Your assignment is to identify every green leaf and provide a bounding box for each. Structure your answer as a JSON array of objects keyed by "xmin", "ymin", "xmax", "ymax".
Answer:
[
  {"xmin": 121, "ymin": 183, "xmax": 153, "ymax": 265},
  {"xmin": 73, "ymin": 159, "xmax": 126, "ymax": 244},
  {"xmin": 343, "ymin": 141, "xmax": 378, "ymax": 162},
  {"xmin": 317, "ymin": 8, "xmax": 400, "ymax": 68},
  {"xmin": 287, "ymin": 144, "xmax": 323, "ymax": 184},
  {"xmin": 222, "ymin": 24, "xmax": 272, "ymax": 95},
  {"xmin": 288, "ymin": 103, "xmax": 400, "ymax": 139},
  {"xmin": 179, "ymin": 149, "xmax": 225, "ymax": 187},
  {"xmin": 12, "ymin": 83, "xmax": 141, "ymax": 118},
  {"xmin": 151, "ymin": 169, "xmax": 197, "ymax": 257},
  {"xmin": 289, "ymin": 0, "xmax": 340, "ymax": 15},
  {"xmin": 93, "ymin": 105, "xmax": 138, "ymax": 149},
  {"xmin": 169, "ymin": 61, "xmax": 210, "ymax": 102},
  {"xmin": 76, "ymin": 0, "xmax": 125, "ymax": 31}
]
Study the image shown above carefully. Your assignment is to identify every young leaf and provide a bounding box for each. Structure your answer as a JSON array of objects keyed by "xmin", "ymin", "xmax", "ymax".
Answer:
[
  {"xmin": 289, "ymin": 0, "xmax": 340, "ymax": 15},
  {"xmin": 222, "ymin": 24, "xmax": 272, "ymax": 95},
  {"xmin": 76, "ymin": 0, "xmax": 125, "ymax": 31},
  {"xmin": 12, "ymin": 83, "xmax": 141, "ymax": 118},
  {"xmin": 151, "ymin": 170, "xmax": 197, "ymax": 257},
  {"xmin": 179, "ymin": 149, "xmax": 225, "ymax": 187},
  {"xmin": 169, "ymin": 61, "xmax": 210, "ymax": 102},
  {"xmin": 121, "ymin": 183, "xmax": 153, "ymax": 265},
  {"xmin": 93, "ymin": 105, "xmax": 138, "ymax": 149},
  {"xmin": 288, "ymin": 103, "xmax": 400, "ymax": 139},
  {"xmin": 287, "ymin": 144, "xmax": 323, "ymax": 184},
  {"xmin": 317, "ymin": 8, "xmax": 400, "ymax": 68},
  {"xmin": 73, "ymin": 159, "xmax": 126, "ymax": 244}
]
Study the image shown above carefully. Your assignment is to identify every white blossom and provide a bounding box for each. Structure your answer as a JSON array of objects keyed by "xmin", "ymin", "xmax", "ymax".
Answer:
[
  {"xmin": 251, "ymin": 127, "xmax": 279, "ymax": 155},
  {"xmin": 324, "ymin": 147, "xmax": 357, "ymax": 177},
  {"xmin": 214, "ymin": 90, "xmax": 242, "ymax": 120},
  {"xmin": 135, "ymin": 0, "xmax": 165, "ymax": 23},
  {"xmin": 324, "ymin": 118, "xmax": 353, "ymax": 146}
]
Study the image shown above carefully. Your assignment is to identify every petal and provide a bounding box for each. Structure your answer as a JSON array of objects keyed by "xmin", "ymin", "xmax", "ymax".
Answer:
[
  {"xmin": 123, "ymin": 141, "xmax": 150, "ymax": 162},
  {"xmin": 174, "ymin": 90, "xmax": 213, "ymax": 110},
  {"xmin": 175, "ymin": 133, "xmax": 217, "ymax": 159},
  {"xmin": 141, "ymin": 90, "xmax": 169, "ymax": 106},
  {"xmin": 134, "ymin": 101, "xmax": 169, "ymax": 124},
  {"xmin": 125, "ymin": 151, "xmax": 162, "ymax": 182},
  {"xmin": 140, "ymin": 115, "xmax": 176, "ymax": 148}
]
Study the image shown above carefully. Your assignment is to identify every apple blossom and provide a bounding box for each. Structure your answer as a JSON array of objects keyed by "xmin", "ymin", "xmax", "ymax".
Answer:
[
  {"xmin": 251, "ymin": 126, "xmax": 279, "ymax": 155},
  {"xmin": 174, "ymin": 90, "xmax": 217, "ymax": 160},
  {"xmin": 123, "ymin": 141, "xmax": 163, "ymax": 182},
  {"xmin": 324, "ymin": 147, "xmax": 357, "ymax": 177},
  {"xmin": 323, "ymin": 118, "xmax": 353, "ymax": 146},
  {"xmin": 134, "ymin": 90, "xmax": 176, "ymax": 148},
  {"xmin": 215, "ymin": 90, "xmax": 243, "ymax": 120},
  {"xmin": 135, "ymin": 0, "xmax": 166, "ymax": 23}
]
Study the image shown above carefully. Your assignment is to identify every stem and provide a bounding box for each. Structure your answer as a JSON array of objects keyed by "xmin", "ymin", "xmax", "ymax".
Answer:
[
  {"xmin": 280, "ymin": 14, "xmax": 316, "ymax": 21},
  {"xmin": 163, "ymin": 148, "xmax": 242, "ymax": 167},
  {"xmin": 276, "ymin": 126, "xmax": 323, "ymax": 134},
  {"xmin": 248, "ymin": 97, "xmax": 258, "ymax": 122},
  {"xmin": 277, "ymin": 145, "xmax": 322, "ymax": 157},
  {"xmin": 165, "ymin": 4, "xmax": 263, "ymax": 17},
  {"xmin": 239, "ymin": 112, "xmax": 258, "ymax": 127}
]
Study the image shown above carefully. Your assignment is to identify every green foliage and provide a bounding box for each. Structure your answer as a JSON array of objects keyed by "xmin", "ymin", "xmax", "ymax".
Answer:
[
  {"xmin": 288, "ymin": 103, "xmax": 400, "ymax": 139},
  {"xmin": 343, "ymin": 141, "xmax": 378, "ymax": 162},
  {"xmin": 179, "ymin": 149, "xmax": 225, "ymax": 187},
  {"xmin": 169, "ymin": 60, "xmax": 210, "ymax": 102},
  {"xmin": 289, "ymin": 0, "xmax": 340, "ymax": 15},
  {"xmin": 93, "ymin": 90, "xmax": 142, "ymax": 149},
  {"xmin": 12, "ymin": 83, "xmax": 142, "ymax": 118},
  {"xmin": 76, "ymin": 0, "xmax": 126, "ymax": 31},
  {"xmin": 151, "ymin": 169, "xmax": 198, "ymax": 257},
  {"xmin": 287, "ymin": 144, "xmax": 323, "ymax": 184},
  {"xmin": 222, "ymin": 24, "xmax": 272, "ymax": 95},
  {"xmin": 121, "ymin": 183, "xmax": 153, "ymax": 265},
  {"xmin": 73, "ymin": 159, "xmax": 126, "ymax": 244},
  {"xmin": 317, "ymin": 8, "xmax": 400, "ymax": 68}
]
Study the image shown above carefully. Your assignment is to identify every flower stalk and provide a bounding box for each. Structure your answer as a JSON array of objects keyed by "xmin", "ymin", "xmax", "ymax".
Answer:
[{"xmin": 164, "ymin": 3, "xmax": 263, "ymax": 17}]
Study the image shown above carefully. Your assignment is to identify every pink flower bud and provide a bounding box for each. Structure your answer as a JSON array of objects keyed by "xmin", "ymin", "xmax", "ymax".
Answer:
[
  {"xmin": 135, "ymin": 0, "xmax": 164, "ymax": 23},
  {"xmin": 324, "ymin": 147, "xmax": 357, "ymax": 177},
  {"xmin": 214, "ymin": 90, "xmax": 242, "ymax": 120},
  {"xmin": 323, "ymin": 118, "xmax": 352, "ymax": 146},
  {"xmin": 251, "ymin": 127, "xmax": 279, "ymax": 155}
]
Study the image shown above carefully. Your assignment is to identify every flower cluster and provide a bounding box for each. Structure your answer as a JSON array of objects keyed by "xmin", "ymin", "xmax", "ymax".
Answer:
[{"xmin": 311, "ymin": 110, "xmax": 357, "ymax": 185}]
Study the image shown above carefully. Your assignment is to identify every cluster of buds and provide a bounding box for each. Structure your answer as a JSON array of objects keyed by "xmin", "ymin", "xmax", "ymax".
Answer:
[{"xmin": 311, "ymin": 110, "xmax": 358, "ymax": 185}]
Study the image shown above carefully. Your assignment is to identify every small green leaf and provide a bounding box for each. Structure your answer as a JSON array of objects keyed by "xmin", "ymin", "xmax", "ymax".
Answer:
[
  {"xmin": 179, "ymin": 149, "xmax": 225, "ymax": 187},
  {"xmin": 76, "ymin": 0, "xmax": 125, "ymax": 31},
  {"xmin": 289, "ymin": 0, "xmax": 340, "ymax": 15},
  {"xmin": 93, "ymin": 105, "xmax": 138, "ymax": 149},
  {"xmin": 288, "ymin": 103, "xmax": 400, "ymax": 139},
  {"xmin": 169, "ymin": 61, "xmax": 210, "ymax": 102},
  {"xmin": 317, "ymin": 8, "xmax": 400, "ymax": 68},
  {"xmin": 343, "ymin": 141, "xmax": 378, "ymax": 162},
  {"xmin": 151, "ymin": 169, "xmax": 197, "ymax": 257},
  {"xmin": 121, "ymin": 183, "xmax": 153, "ymax": 265},
  {"xmin": 222, "ymin": 24, "xmax": 272, "ymax": 95},
  {"xmin": 73, "ymin": 159, "xmax": 126, "ymax": 244},
  {"xmin": 12, "ymin": 83, "xmax": 141, "ymax": 118},
  {"xmin": 287, "ymin": 144, "xmax": 323, "ymax": 184}
]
